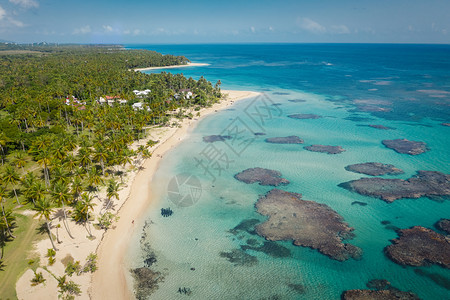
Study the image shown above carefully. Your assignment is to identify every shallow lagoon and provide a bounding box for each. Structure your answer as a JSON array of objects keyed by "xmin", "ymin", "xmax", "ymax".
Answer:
[{"xmin": 127, "ymin": 44, "xmax": 450, "ymax": 299}]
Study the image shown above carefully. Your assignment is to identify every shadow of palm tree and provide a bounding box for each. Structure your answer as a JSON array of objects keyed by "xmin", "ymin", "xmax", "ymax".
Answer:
[
  {"xmin": 102, "ymin": 199, "xmax": 116, "ymax": 211},
  {"xmin": 0, "ymin": 260, "xmax": 6, "ymax": 271},
  {"xmin": 36, "ymin": 223, "xmax": 48, "ymax": 235},
  {"xmin": 53, "ymin": 209, "xmax": 66, "ymax": 222},
  {"xmin": 85, "ymin": 185, "xmax": 98, "ymax": 195}
]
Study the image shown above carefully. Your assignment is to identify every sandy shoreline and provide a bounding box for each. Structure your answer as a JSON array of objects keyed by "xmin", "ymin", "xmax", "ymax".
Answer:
[
  {"xmin": 90, "ymin": 90, "xmax": 259, "ymax": 299},
  {"xmin": 134, "ymin": 62, "xmax": 210, "ymax": 72},
  {"xmin": 15, "ymin": 90, "xmax": 260, "ymax": 300}
]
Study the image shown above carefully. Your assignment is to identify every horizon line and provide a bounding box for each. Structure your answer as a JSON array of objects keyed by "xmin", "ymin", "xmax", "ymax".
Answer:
[{"xmin": 3, "ymin": 41, "xmax": 450, "ymax": 46}]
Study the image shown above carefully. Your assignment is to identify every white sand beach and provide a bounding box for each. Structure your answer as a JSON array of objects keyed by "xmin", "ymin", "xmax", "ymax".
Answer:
[
  {"xmin": 15, "ymin": 90, "xmax": 260, "ymax": 300},
  {"xmin": 134, "ymin": 62, "xmax": 210, "ymax": 72}
]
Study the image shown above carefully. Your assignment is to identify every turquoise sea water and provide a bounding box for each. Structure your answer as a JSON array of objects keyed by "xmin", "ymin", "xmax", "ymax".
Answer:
[{"xmin": 126, "ymin": 44, "xmax": 450, "ymax": 299}]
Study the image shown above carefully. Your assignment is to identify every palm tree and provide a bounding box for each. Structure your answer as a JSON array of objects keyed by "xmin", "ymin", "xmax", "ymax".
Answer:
[
  {"xmin": 2, "ymin": 165, "xmax": 21, "ymax": 205},
  {"xmin": 63, "ymin": 154, "xmax": 77, "ymax": 175},
  {"xmin": 77, "ymin": 147, "xmax": 92, "ymax": 169},
  {"xmin": 92, "ymin": 145, "xmax": 108, "ymax": 175},
  {"xmin": 51, "ymin": 140, "xmax": 68, "ymax": 161},
  {"xmin": 0, "ymin": 132, "xmax": 10, "ymax": 165},
  {"xmin": 87, "ymin": 167, "xmax": 103, "ymax": 191},
  {"xmin": 26, "ymin": 180, "xmax": 47, "ymax": 206},
  {"xmin": 74, "ymin": 193, "xmax": 96, "ymax": 237},
  {"xmin": 0, "ymin": 186, "xmax": 15, "ymax": 239},
  {"xmin": 51, "ymin": 182, "xmax": 74, "ymax": 239},
  {"xmin": 71, "ymin": 177, "xmax": 84, "ymax": 202},
  {"xmin": 33, "ymin": 198, "xmax": 57, "ymax": 251},
  {"xmin": 21, "ymin": 171, "xmax": 37, "ymax": 189},
  {"xmin": 63, "ymin": 135, "xmax": 77, "ymax": 152},
  {"xmin": 104, "ymin": 179, "xmax": 120, "ymax": 213},
  {"xmin": 36, "ymin": 149, "xmax": 52, "ymax": 186},
  {"xmin": 50, "ymin": 165, "xmax": 69, "ymax": 186},
  {"xmin": 136, "ymin": 145, "xmax": 151, "ymax": 167},
  {"xmin": 13, "ymin": 152, "xmax": 27, "ymax": 173}
]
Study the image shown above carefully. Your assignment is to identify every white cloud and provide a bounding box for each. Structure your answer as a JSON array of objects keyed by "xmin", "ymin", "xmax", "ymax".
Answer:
[
  {"xmin": 268, "ymin": 26, "xmax": 274, "ymax": 32},
  {"xmin": 8, "ymin": 17, "xmax": 24, "ymax": 27},
  {"xmin": 73, "ymin": 25, "xmax": 91, "ymax": 35},
  {"xmin": 9, "ymin": 0, "xmax": 39, "ymax": 9},
  {"xmin": 330, "ymin": 25, "xmax": 350, "ymax": 34},
  {"xmin": 102, "ymin": 25, "xmax": 113, "ymax": 33},
  {"xmin": 0, "ymin": 6, "xmax": 25, "ymax": 28},
  {"xmin": 297, "ymin": 17, "xmax": 350, "ymax": 35},
  {"xmin": 298, "ymin": 18, "xmax": 326, "ymax": 34},
  {"xmin": 0, "ymin": 6, "xmax": 6, "ymax": 20},
  {"xmin": 250, "ymin": 26, "xmax": 255, "ymax": 33}
]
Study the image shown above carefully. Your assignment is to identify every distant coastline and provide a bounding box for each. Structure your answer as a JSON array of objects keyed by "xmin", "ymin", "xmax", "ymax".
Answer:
[{"xmin": 134, "ymin": 62, "xmax": 210, "ymax": 71}]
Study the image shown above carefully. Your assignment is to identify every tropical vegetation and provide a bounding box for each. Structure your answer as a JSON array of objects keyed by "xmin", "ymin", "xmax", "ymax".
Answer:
[{"xmin": 0, "ymin": 43, "xmax": 222, "ymax": 298}]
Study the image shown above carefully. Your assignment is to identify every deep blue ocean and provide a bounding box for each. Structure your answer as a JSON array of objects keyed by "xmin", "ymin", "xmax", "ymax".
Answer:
[{"xmin": 126, "ymin": 44, "xmax": 450, "ymax": 299}]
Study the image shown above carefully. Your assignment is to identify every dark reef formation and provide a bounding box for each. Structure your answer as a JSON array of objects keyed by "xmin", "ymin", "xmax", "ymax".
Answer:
[
  {"xmin": 385, "ymin": 226, "xmax": 450, "ymax": 268},
  {"xmin": 414, "ymin": 268, "xmax": 450, "ymax": 290},
  {"xmin": 287, "ymin": 283, "xmax": 306, "ymax": 294},
  {"xmin": 382, "ymin": 139, "xmax": 428, "ymax": 155},
  {"xmin": 288, "ymin": 113, "xmax": 322, "ymax": 119},
  {"xmin": 344, "ymin": 162, "xmax": 404, "ymax": 176},
  {"xmin": 353, "ymin": 99, "xmax": 393, "ymax": 113},
  {"xmin": 202, "ymin": 135, "xmax": 232, "ymax": 143},
  {"xmin": 351, "ymin": 201, "xmax": 368, "ymax": 206},
  {"xmin": 353, "ymin": 99, "xmax": 392, "ymax": 112},
  {"xmin": 342, "ymin": 279, "xmax": 420, "ymax": 300},
  {"xmin": 369, "ymin": 124, "xmax": 394, "ymax": 130},
  {"xmin": 219, "ymin": 249, "xmax": 258, "ymax": 266},
  {"xmin": 131, "ymin": 267, "xmax": 164, "ymax": 300},
  {"xmin": 228, "ymin": 218, "xmax": 292, "ymax": 258},
  {"xmin": 229, "ymin": 218, "xmax": 260, "ymax": 236},
  {"xmin": 435, "ymin": 218, "xmax": 450, "ymax": 234},
  {"xmin": 366, "ymin": 279, "xmax": 392, "ymax": 290},
  {"xmin": 160, "ymin": 207, "xmax": 173, "ymax": 217},
  {"xmin": 339, "ymin": 170, "xmax": 450, "ymax": 202},
  {"xmin": 288, "ymin": 99, "xmax": 307, "ymax": 103},
  {"xmin": 254, "ymin": 132, "xmax": 266, "ymax": 136},
  {"xmin": 342, "ymin": 289, "xmax": 419, "ymax": 300},
  {"xmin": 241, "ymin": 240, "xmax": 291, "ymax": 258},
  {"xmin": 255, "ymin": 189, "xmax": 362, "ymax": 261},
  {"xmin": 304, "ymin": 144, "xmax": 346, "ymax": 154},
  {"xmin": 234, "ymin": 168, "xmax": 290, "ymax": 186},
  {"xmin": 345, "ymin": 115, "xmax": 376, "ymax": 122},
  {"xmin": 265, "ymin": 136, "xmax": 304, "ymax": 144}
]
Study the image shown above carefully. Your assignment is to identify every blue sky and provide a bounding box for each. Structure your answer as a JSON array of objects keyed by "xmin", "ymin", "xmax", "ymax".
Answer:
[{"xmin": 1, "ymin": 0, "xmax": 449, "ymax": 44}]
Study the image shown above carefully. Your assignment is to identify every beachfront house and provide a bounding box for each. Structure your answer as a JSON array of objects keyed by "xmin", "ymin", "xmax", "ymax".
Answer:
[
  {"xmin": 133, "ymin": 89, "xmax": 151, "ymax": 98},
  {"xmin": 132, "ymin": 102, "xmax": 151, "ymax": 111},
  {"xmin": 132, "ymin": 102, "xmax": 143, "ymax": 110},
  {"xmin": 174, "ymin": 89, "xmax": 193, "ymax": 100},
  {"xmin": 64, "ymin": 96, "xmax": 86, "ymax": 109},
  {"xmin": 98, "ymin": 96, "xmax": 127, "ymax": 106}
]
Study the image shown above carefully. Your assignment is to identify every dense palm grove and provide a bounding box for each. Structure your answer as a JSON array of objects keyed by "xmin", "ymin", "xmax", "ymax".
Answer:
[{"xmin": 0, "ymin": 45, "xmax": 221, "ymax": 282}]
